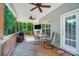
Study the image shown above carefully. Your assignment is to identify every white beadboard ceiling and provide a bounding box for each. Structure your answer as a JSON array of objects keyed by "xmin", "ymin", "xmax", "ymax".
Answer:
[{"xmin": 7, "ymin": 3, "xmax": 63, "ymax": 24}]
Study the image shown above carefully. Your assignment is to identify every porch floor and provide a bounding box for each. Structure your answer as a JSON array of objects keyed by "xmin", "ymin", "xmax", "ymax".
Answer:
[{"xmin": 10, "ymin": 36, "xmax": 72, "ymax": 56}]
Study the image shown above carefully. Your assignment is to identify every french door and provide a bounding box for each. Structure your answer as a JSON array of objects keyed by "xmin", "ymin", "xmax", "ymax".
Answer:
[{"xmin": 61, "ymin": 9, "xmax": 79, "ymax": 55}]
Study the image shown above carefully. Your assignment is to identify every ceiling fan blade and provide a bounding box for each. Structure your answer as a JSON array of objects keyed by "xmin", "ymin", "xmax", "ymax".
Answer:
[
  {"xmin": 30, "ymin": 3, "xmax": 36, "ymax": 5},
  {"xmin": 38, "ymin": 7, "xmax": 42, "ymax": 12},
  {"xmin": 41, "ymin": 5, "xmax": 51, "ymax": 8},
  {"xmin": 30, "ymin": 7, "xmax": 37, "ymax": 11}
]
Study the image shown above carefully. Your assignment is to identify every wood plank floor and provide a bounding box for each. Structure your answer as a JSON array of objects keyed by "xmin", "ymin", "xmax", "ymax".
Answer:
[{"xmin": 10, "ymin": 36, "xmax": 72, "ymax": 56}]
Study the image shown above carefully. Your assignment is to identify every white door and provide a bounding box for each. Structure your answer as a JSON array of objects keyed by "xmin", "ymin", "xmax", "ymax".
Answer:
[{"xmin": 61, "ymin": 9, "xmax": 79, "ymax": 55}]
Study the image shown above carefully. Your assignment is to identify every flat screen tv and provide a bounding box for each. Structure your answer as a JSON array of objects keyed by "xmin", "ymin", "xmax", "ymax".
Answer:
[{"xmin": 34, "ymin": 24, "xmax": 41, "ymax": 29}]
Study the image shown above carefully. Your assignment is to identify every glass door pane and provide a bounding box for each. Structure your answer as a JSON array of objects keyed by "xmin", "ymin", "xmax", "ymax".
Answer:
[
  {"xmin": 65, "ymin": 15, "xmax": 76, "ymax": 48},
  {"xmin": 46, "ymin": 29, "xmax": 50, "ymax": 36},
  {"xmin": 42, "ymin": 29, "xmax": 46, "ymax": 35}
]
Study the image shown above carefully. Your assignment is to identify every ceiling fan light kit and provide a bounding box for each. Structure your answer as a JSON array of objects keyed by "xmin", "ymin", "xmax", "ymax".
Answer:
[{"xmin": 29, "ymin": 16, "xmax": 36, "ymax": 20}]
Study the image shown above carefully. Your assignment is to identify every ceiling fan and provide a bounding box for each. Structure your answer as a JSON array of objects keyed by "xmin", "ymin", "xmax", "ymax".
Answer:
[
  {"xmin": 30, "ymin": 3, "xmax": 51, "ymax": 13},
  {"xmin": 29, "ymin": 16, "xmax": 36, "ymax": 20}
]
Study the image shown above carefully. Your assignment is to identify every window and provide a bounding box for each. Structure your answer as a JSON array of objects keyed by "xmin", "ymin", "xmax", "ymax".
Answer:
[
  {"xmin": 42, "ymin": 24, "xmax": 50, "ymax": 36},
  {"xmin": 17, "ymin": 22, "xmax": 33, "ymax": 32},
  {"xmin": 4, "ymin": 4, "xmax": 16, "ymax": 35},
  {"xmin": 27, "ymin": 23, "xmax": 33, "ymax": 32}
]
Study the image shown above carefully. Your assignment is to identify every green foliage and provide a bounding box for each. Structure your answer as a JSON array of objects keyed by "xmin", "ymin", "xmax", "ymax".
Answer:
[
  {"xmin": 4, "ymin": 4, "xmax": 33, "ymax": 35},
  {"xmin": 16, "ymin": 22, "xmax": 20, "ymax": 31},
  {"xmin": 20, "ymin": 22, "xmax": 27, "ymax": 31},
  {"xmin": 17, "ymin": 22, "xmax": 33, "ymax": 32},
  {"xmin": 23, "ymin": 23, "xmax": 27, "ymax": 31},
  {"xmin": 27, "ymin": 23, "xmax": 33, "ymax": 31},
  {"xmin": 4, "ymin": 4, "xmax": 16, "ymax": 35},
  {"xmin": 19, "ymin": 22, "xmax": 23, "ymax": 31}
]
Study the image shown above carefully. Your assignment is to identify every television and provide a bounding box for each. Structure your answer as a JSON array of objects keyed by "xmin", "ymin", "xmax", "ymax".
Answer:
[{"xmin": 34, "ymin": 24, "xmax": 41, "ymax": 29}]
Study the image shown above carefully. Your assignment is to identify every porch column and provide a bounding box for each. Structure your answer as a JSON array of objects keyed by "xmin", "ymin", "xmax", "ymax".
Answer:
[{"xmin": 0, "ymin": 3, "xmax": 4, "ymax": 38}]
